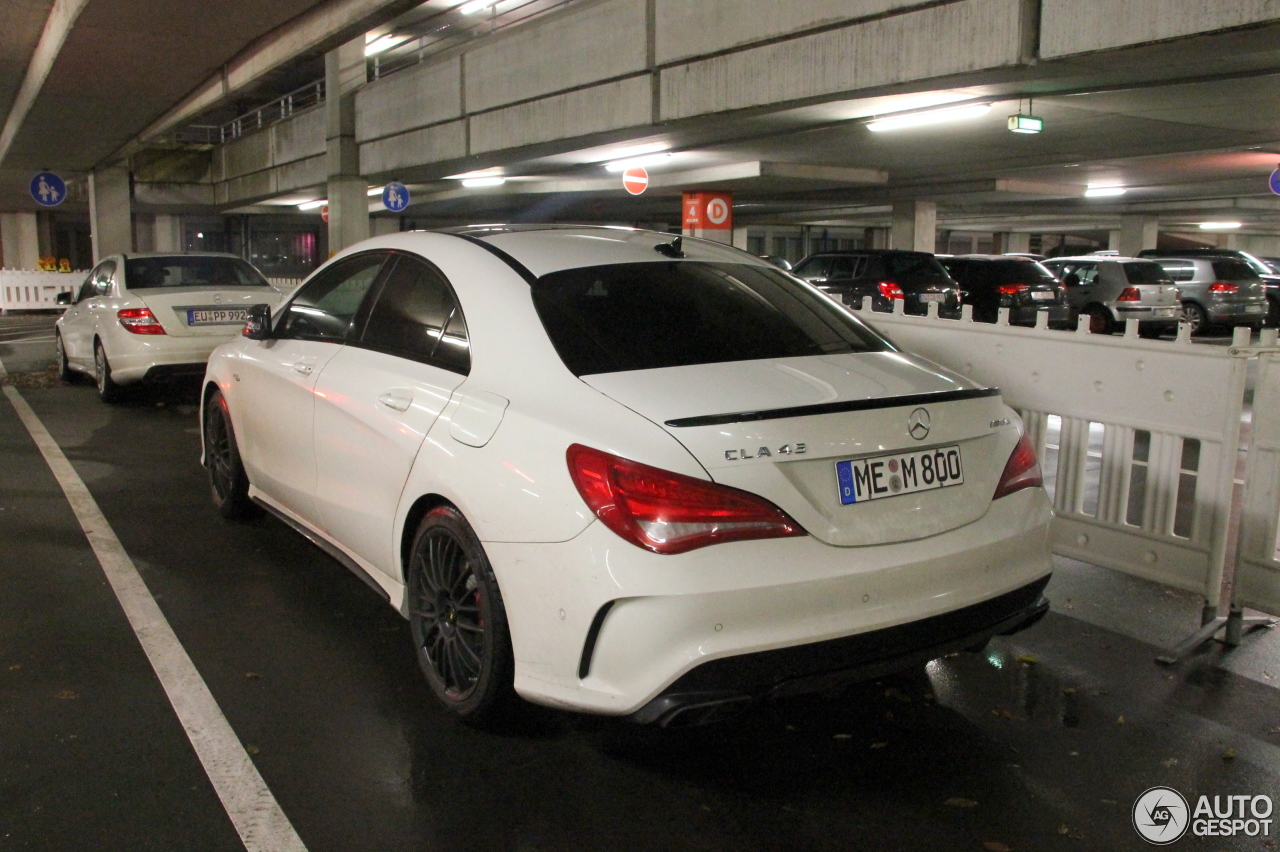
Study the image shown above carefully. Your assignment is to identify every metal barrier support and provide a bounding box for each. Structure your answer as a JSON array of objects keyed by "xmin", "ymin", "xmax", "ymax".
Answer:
[{"xmin": 847, "ymin": 298, "xmax": 1272, "ymax": 662}]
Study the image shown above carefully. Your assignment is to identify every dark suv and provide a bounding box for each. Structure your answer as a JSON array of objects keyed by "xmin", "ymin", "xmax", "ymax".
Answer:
[
  {"xmin": 1138, "ymin": 248, "xmax": 1280, "ymax": 326},
  {"xmin": 939, "ymin": 255, "xmax": 1071, "ymax": 327},
  {"xmin": 792, "ymin": 250, "xmax": 962, "ymax": 315}
]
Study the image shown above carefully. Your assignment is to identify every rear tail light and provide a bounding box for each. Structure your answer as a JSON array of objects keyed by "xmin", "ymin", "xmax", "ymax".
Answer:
[
  {"xmin": 566, "ymin": 444, "xmax": 806, "ymax": 554},
  {"xmin": 993, "ymin": 433, "xmax": 1043, "ymax": 500},
  {"xmin": 1116, "ymin": 287, "xmax": 1142, "ymax": 302},
  {"xmin": 877, "ymin": 281, "xmax": 905, "ymax": 300},
  {"xmin": 1208, "ymin": 282, "xmax": 1239, "ymax": 293},
  {"xmin": 117, "ymin": 308, "xmax": 166, "ymax": 335},
  {"xmin": 995, "ymin": 284, "xmax": 1029, "ymax": 296}
]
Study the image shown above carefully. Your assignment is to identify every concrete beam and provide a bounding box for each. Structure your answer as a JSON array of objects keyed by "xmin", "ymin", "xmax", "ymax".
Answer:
[
  {"xmin": 649, "ymin": 161, "xmax": 888, "ymax": 190},
  {"xmin": 0, "ymin": 0, "xmax": 91, "ymax": 168}
]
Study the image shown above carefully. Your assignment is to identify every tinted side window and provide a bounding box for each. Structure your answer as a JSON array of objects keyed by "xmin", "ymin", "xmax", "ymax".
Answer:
[
  {"xmin": 1157, "ymin": 261, "xmax": 1194, "ymax": 282},
  {"xmin": 276, "ymin": 253, "xmax": 387, "ymax": 343},
  {"xmin": 1123, "ymin": 262, "xmax": 1173, "ymax": 284},
  {"xmin": 1212, "ymin": 259, "xmax": 1259, "ymax": 280},
  {"xmin": 360, "ymin": 255, "xmax": 470, "ymax": 374},
  {"xmin": 794, "ymin": 257, "xmax": 831, "ymax": 279}
]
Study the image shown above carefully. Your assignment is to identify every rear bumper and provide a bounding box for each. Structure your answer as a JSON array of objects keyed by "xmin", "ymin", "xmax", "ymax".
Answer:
[
  {"xmin": 630, "ymin": 575, "xmax": 1051, "ymax": 726},
  {"xmin": 106, "ymin": 336, "xmax": 231, "ymax": 384},
  {"xmin": 1009, "ymin": 305, "xmax": 1070, "ymax": 327},
  {"xmin": 1207, "ymin": 301, "xmax": 1268, "ymax": 323}
]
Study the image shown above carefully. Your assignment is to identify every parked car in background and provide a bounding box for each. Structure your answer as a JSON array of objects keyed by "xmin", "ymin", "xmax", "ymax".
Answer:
[
  {"xmin": 938, "ymin": 255, "xmax": 1071, "ymax": 328},
  {"xmin": 1151, "ymin": 257, "xmax": 1269, "ymax": 333},
  {"xmin": 757, "ymin": 254, "xmax": 793, "ymax": 271},
  {"xmin": 1260, "ymin": 257, "xmax": 1280, "ymax": 275},
  {"xmin": 1041, "ymin": 257, "xmax": 1181, "ymax": 336},
  {"xmin": 55, "ymin": 253, "xmax": 283, "ymax": 402},
  {"xmin": 792, "ymin": 249, "xmax": 963, "ymax": 316},
  {"xmin": 1002, "ymin": 252, "xmax": 1047, "ymax": 261},
  {"xmin": 1138, "ymin": 248, "xmax": 1280, "ymax": 327}
]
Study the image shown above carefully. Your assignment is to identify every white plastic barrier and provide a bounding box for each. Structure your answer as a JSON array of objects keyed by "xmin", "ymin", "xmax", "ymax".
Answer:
[
  {"xmin": 267, "ymin": 277, "xmax": 303, "ymax": 291},
  {"xmin": 0, "ymin": 269, "xmax": 79, "ymax": 313},
  {"xmin": 849, "ymin": 299, "xmax": 1250, "ymax": 621},
  {"xmin": 1234, "ymin": 340, "xmax": 1280, "ymax": 619}
]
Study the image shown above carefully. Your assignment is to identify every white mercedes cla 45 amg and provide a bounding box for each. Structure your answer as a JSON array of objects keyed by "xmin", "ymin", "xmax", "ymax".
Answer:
[
  {"xmin": 200, "ymin": 227, "xmax": 1052, "ymax": 726},
  {"xmin": 56, "ymin": 253, "xmax": 282, "ymax": 401}
]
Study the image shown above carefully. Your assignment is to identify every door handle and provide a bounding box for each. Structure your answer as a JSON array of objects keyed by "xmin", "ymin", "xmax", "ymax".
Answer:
[
  {"xmin": 377, "ymin": 392, "xmax": 412, "ymax": 412},
  {"xmin": 291, "ymin": 361, "xmax": 314, "ymax": 375}
]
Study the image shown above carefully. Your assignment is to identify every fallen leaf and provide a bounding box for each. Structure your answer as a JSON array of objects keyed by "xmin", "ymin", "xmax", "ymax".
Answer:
[
  {"xmin": 1016, "ymin": 654, "xmax": 1038, "ymax": 665},
  {"xmin": 1058, "ymin": 824, "xmax": 1070, "ymax": 836},
  {"xmin": 784, "ymin": 724, "xmax": 798, "ymax": 732},
  {"xmin": 833, "ymin": 733, "xmax": 853, "ymax": 740},
  {"xmin": 1061, "ymin": 687, "xmax": 1076, "ymax": 695},
  {"xmin": 1266, "ymin": 727, "xmax": 1280, "ymax": 735},
  {"xmin": 945, "ymin": 797, "xmax": 978, "ymax": 808},
  {"xmin": 1116, "ymin": 715, "xmax": 1125, "ymax": 724},
  {"xmin": 700, "ymin": 805, "xmax": 711, "ymax": 812},
  {"xmin": 983, "ymin": 843, "xmax": 1011, "ymax": 852},
  {"xmin": 869, "ymin": 741, "xmax": 889, "ymax": 749},
  {"xmin": 7, "ymin": 663, "xmax": 20, "ymax": 671},
  {"xmin": 246, "ymin": 744, "xmax": 260, "ymax": 755},
  {"xmin": 55, "ymin": 689, "xmax": 77, "ymax": 700},
  {"xmin": 1000, "ymin": 709, "xmax": 1014, "ymax": 719},
  {"xmin": 1068, "ymin": 751, "xmax": 1079, "ymax": 757},
  {"xmin": 1100, "ymin": 799, "xmax": 1118, "ymax": 805},
  {"xmin": 1223, "ymin": 748, "xmax": 1237, "ymax": 760},
  {"xmin": 244, "ymin": 672, "xmax": 261, "ymax": 680},
  {"xmin": 1161, "ymin": 758, "xmax": 1178, "ymax": 768}
]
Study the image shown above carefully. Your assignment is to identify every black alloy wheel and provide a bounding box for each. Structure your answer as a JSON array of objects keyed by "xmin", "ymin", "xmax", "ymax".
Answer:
[
  {"xmin": 1086, "ymin": 306, "xmax": 1113, "ymax": 335},
  {"xmin": 408, "ymin": 506, "xmax": 514, "ymax": 724},
  {"xmin": 55, "ymin": 332, "xmax": 73, "ymax": 382},
  {"xmin": 203, "ymin": 389, "xmax": 255, "ymax": 519},
  {"xmin": 93, "ymin": 340, "xmax": 121, "ymax": 402}
]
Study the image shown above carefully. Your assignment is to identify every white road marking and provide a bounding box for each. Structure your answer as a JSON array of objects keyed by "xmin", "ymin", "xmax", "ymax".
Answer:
[
  {"xmin": 1, "ymin": 336, "xmax": 55, "ymax": 344},
  {"xmin": 0, "ymin": 358, "xmax": 307, "ymax": 852}
]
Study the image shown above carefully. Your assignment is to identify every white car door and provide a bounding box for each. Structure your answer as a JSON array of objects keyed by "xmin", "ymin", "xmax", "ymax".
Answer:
[
  {"xmin": 312, "ymin": 252, "xmax": 469, "ymax": 576},
  {"xmin": 62, "ymin": 261, "xmax": 113, "ymax": 366},
  {"xmin": 233, "ymin": 251, "xmax": 390, "ymax": 524}
]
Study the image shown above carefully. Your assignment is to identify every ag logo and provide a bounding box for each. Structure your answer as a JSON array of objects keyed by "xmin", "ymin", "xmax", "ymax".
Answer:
[
  {"xmin": 907, "ymin": 407, "xmax": 931, "ymax": 441},
  {"xmin": 1133, "ymin": 786, "xmax": 1190, "ymax": 845}
]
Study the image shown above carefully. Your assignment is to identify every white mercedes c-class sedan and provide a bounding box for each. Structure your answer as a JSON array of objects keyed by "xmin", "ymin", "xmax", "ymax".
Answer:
[
  {"xmin": 56, "ymin": 252, "xmax": 282, "ymax": 401},
  {"xmin": 200, "ymin": 226, "xmax": 1053, "ymax": 726}
]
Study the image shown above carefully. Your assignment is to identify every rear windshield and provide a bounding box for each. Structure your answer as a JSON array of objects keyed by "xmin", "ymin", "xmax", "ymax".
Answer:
[
  {"xmin": 950, "ymin": 259, "xmax": 1057, "ymax": 285},
  {"xmin": 1211, "ymin": 259, "xmax": 1260, "ymax": 280},
  {"xmin": 1122, "ymin": 262, "xmax": 1173, "ymax": 285},
  {"xmin": 873, "ymin": 253, "xmax": 953, "ymax": 283},
  {"xmin": 124, "ymin": 256, "xmax": 269, "ymax": 289},
  {"xmin": 531, "ymin": 262, "xmax": 890, "ymax": 376}
]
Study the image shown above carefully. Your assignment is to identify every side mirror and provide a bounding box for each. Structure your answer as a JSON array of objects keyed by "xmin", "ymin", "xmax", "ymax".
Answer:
[
  {"xmin": 244, "ymin": 303, "xmax": 272, "ymax": 340},
  {"xmin": 56, "ymin": 291, "xmax": 72, "ymax": 305},
  {"xmin": 1062, "ymin": 273, "xmax": 1080, "ymax": 287}
]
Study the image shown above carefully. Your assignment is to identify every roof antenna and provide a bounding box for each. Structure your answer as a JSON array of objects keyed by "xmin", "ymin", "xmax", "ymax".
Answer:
[{"xmin": 654, "ymin": 235, "xmax": 684, "ymax": 258}]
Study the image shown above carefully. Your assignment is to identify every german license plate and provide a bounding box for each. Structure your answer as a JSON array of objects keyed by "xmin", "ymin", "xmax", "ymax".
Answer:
[
  {"xmin": 919, "ymin": 293, "xmax": 945, "ymax": 303},
  {"xmin": 187, "ymin": 308, "xmax": 248, "ymax": 326},
  {"xmin": 1031, "ymin": 290, "xmax": 1055, "ymax": 300},
  {"xmin": 1246, "ymin": 304, "xmax": 1266, "ymax": 313},
  {"xmin": 1152, "ymin": 307, "xmax": 1178, "ymax": 318},
  {"xmin": 835, "ymin": 445, "xmax": 963, "ymax": 506}
]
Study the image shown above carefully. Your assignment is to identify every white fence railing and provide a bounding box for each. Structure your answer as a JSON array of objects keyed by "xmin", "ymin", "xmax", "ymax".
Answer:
[
  {"xmin": 0, "ymin": 270, "xmax": 79, "ymax": 313},
  {"xmin": 848, "ymin": 299, "xmax": 1277, "ymax": 658}
]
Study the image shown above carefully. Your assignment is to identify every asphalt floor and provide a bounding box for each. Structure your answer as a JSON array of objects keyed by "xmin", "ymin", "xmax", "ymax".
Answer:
[{"xmin": 1, "ymin": 313, "xmax": 1279, "ymax": 852}]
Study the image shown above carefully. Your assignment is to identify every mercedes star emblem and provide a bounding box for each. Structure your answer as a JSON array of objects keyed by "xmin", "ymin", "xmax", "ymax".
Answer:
[{"xmin": 907, "ymin": 407, "xmax": 931, "ymax": 441}]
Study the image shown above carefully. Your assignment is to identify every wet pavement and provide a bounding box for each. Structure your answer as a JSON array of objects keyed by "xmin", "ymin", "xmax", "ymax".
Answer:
[{"xmin": 1, "ymin": 314, "xmax": 1279, "ymax": 851}]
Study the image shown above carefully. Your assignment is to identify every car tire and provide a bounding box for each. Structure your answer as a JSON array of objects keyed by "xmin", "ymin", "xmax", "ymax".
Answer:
[
  {"xmin": 203, "ymin": 388, "xmax": 256, "ymax": 520},
  {"xmin": 93, "ymin": 340, "xmax": 121, "ymax": 403},
  {"xmin": 1267, "ymin": 296, "xmax": 1280, "ymax": 329},
  {"xmin": 1182, "ymin": 302, "xmax": 1209, "ymax": 335},
  {"xmin": 55, "ymin": 332, "xmax": 74, "ymax": 382},
  {"xmin": 1086, "ymin": 306, "xmax": 1113, "ymax": 335},
  {"xmin": 407, "ymin": 505, "xmax": 516, "ymax": 726}
]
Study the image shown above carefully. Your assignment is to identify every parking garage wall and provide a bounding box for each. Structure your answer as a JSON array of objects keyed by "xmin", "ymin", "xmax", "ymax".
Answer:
[{"xmin": 1040, "ymin": 0, "xmax": 1280, "ymax": 57}]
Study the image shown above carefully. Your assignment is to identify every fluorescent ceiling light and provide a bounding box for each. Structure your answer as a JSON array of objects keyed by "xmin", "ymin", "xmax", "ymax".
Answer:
[
  {"xmin": 364, "ymin": 34, "xmax": 408, "ymax": 56},
  {"xmin": 1199, "ymin": 221, "xmax": 1242, "ymax": 230},
  {"xmin": 604, "ymin": 153, "xmax": 673, "ymax": 172},
  {"xmin": 297, "ymin": 199, "xmax": 327, "ymax": 210},
  {"xmin": 367, "ymin": 186, "xmax": 382, "ymax": 196},
  {"xmin": 1084, "ymin": 185, "xmax": 1126, "ymax": 198},
  {"xmin": 459, "ymin": 0, "xmax": 498, "ymax": 13},
  {"xmin": 579, "ymin": 142, "xmax": 669, "ymax": 164},
  {"xmin": 866, "ymin": 103, "xmax": 991, "ymax": 132},
  {"xmin": 461, "ymin": 177, "xmax": 506, "ymax": 188},
  {"xmin": 445, "ymin": 168, "xmax": 504, "ymax": 180}
]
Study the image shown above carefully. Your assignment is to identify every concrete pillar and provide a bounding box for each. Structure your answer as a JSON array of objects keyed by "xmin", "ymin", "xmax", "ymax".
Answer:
[
  {"xmin": 154, "ymin": 214, "xmax": 183, "ymax": 252},
  {"xmin": 325, "ymin": 38, "xmax": 368, "ymax": 254},
  {"xmin": 89, "ymin": 164, "xmax": 133, "ymax": 261},
  {"xmin": 890, "ymin": 200, "xmax": 936, "ymax": 252},
  {"xmin": 370, "ymin": 217, "xmax": 400, "ymax": 237},
  {"xmin": 864, "ymin": 227, "xmax": 890, "ymax": 249},
  {"xmin": 1118, "ymin": 216, "xmax": 1158, "ymax": 258},
  {"xmin": 1006, "ymin": 232, "xmax": 1031, "ymax": 254},
  {"xmin": 732, "ymin": 226, "xmax": 749, "ymax": 250},
  {"xmin": 1108, "ymin": 229, "xmax": 1121, "ymax": 252},
  {"xmin": 0, "ymin": 212, "xmax": 41, "ymax": 269},
  {"xmin": 681, "ymin": 191, "xmax": 733, "ymax": 245}
]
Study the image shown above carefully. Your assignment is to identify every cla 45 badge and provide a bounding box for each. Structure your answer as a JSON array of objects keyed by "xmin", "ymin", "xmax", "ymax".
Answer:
[{"xmin": 725, "ymin": 444, "xmax": 807, "ymax": 461}]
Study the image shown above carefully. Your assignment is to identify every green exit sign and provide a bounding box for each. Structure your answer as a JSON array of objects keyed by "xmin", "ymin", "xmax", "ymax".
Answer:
[{"xmin": 1007, "ymin": 114, "xmax": 1044, "ymax": 134}]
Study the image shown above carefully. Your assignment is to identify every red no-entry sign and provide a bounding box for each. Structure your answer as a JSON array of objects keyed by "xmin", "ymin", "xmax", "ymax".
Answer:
[
  {"xmin": 320, "ymin": 204, "xmax": 330, "ymax": 222},
  {"xmin": 623, "ymin": 167, "xmax": 649, "ymax": 195}
]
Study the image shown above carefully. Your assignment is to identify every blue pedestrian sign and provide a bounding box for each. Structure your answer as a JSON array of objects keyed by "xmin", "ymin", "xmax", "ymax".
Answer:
[
  {"xmin": 30, "ymin": 171, "xmax": 66, "ymax": 207},
  {"xmin": 1270, "ymin": 166, "xmax": 1280, "ymax": 196},
  {"xmin": 382, "ymin": 182, "xmax": 410, "ymax": 212}
]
